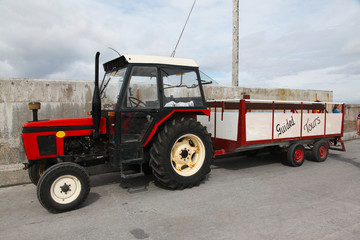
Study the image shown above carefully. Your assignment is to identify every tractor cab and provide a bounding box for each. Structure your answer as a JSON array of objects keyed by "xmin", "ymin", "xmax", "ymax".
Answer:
[
  {"xmin": 98, "ymin": 55, "xmax": 207, "ymax": 144},
  {"xmin": 95, "ymin": 54, "xmax": 209, "ymax": 177}
]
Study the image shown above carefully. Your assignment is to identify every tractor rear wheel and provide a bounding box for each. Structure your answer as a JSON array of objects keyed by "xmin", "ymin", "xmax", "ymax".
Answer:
[
  {"xmin": 149, "ymin": 118, "xmax": 213, "ymax": 189},
  {"xmin": 37, "ymin": 162, "xmax": 90, "ymax": 213}
]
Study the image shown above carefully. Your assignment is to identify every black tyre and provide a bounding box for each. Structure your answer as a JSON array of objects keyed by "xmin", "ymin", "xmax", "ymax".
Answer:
[
  {"xmin": 286, "ymin": 144, "xmax": 305, "ymax": 167},
  {"xmin": 28, "ymin": 163, "xmax": 50, "ymax": 185},
  {"xmin": 37, "ymin": 162, "xmax": 90, "ymax": 213},
  {"xmin": 149, "ymin": 118, "xmax": 213, "ymax": 189},
  {"xmin": 311, "ymin": 140, "xmax": 329, "ymax": 162}
]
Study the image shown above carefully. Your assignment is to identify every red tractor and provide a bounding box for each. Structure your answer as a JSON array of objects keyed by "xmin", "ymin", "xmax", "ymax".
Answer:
[{"xmin": 22, "ymin": 52, "xmax": 213, "ymax": 212}]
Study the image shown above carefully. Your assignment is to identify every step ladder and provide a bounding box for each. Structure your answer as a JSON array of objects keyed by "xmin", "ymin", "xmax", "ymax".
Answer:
[
  {"xmin": 120, "ymin": 157, "xmax": 145, "ymax": 179},
  {"xmin": 109, "ymin": 143, "xmax": 146, "ymax": 179}
]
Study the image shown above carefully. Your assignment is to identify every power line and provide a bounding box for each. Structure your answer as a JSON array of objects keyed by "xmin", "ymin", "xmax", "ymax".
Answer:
[{"xmin": 170, "ymin": 0, "xmax": 196, "ymax": 57}]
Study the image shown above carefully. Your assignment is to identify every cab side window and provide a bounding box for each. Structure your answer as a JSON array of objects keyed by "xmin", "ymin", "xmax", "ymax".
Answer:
[
  {"xmin": 124, "ymin": 66, "xmax": 159, "ymax": 109},
  {"xmin": 161, "ymin": 67, "xmax": 204, "ymax": 107}
]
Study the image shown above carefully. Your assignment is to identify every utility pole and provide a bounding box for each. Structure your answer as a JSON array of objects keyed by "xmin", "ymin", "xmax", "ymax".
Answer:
[{"xmin": 232, "ymin": 0, "xmax": 239, "ymax": 86}]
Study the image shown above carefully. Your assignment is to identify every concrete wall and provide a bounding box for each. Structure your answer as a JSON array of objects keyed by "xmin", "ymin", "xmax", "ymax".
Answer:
[
  {"xmin": 344, "ymin": 104, "xmax": 360, "ymax": 136},
  {"xmin": 203, "ymin": 85, "xmax": 360, "ymax": 134},
  {"xmin": 0, "ymin": 78, "xmax": 358, "ymax": 186},
  {"xmin": 203, "ymin": 85, "xmax": 333, "ymax": 102},
  {"xmin": 0, "ymin": 79, "xmax": 93, "ymax": 166}
]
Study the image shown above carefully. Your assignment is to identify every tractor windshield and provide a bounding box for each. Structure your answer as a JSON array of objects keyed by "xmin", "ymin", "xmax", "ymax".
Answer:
[{"xmin": 100, "ymin": 67, "xmax": 127, "ymax": 110}]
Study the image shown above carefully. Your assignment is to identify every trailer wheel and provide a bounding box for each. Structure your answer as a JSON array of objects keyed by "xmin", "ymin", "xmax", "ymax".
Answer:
[
  {"xmin": 286, "ymin": 144, "xmax": 305, "ymax": 167},
  {"xmin": 28, "ymin": 163, "xmax": 50, "ymax": 185},
  {"xmin": 312, "ymin": 140, "xmax": 329, "ymax": 162},
  {"xmin": 37, "ymin": 162, "xmax": 90, "ymax": 213},
  {"xmin": 150, "ymin": 118, "xmax": 213, "ymax": 189}
]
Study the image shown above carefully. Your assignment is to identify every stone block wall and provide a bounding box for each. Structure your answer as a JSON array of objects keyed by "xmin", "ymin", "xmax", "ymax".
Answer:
[
  {"xmin": 0, "ymin": 79, "xmax": 93, "ymax": 165},
  {"xmin": 0, "ymin": 78, "xmax": 358, "ymax": 168}
]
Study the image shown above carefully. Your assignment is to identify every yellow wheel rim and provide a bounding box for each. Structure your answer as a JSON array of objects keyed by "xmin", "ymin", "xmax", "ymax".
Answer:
[{"xmin": 170, "ymin": 134, "xmax": 205, "ymax": 177}]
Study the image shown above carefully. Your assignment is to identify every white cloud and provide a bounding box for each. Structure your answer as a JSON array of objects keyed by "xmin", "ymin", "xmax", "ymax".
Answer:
[
  {"xmin": 0, "ymin": 0, "xmax": 105, "ymax": 78},
  {"xmin": 0, "ymin": 59, "xmax": 13, "ymax": 76},
  {"xmin": 0, "ymin": 0, "xmax": 232, "ymax": 79},
  {"xmin": 238, "ymin": 0, "xmax": 360, "ymax": 103},
  {"xmin": 270, "ymin": 62, "xmax": 360, "ymax": 103},
  {"xmin": 0, "ymin": 0, "xmax": 359, "ymax": 103}
]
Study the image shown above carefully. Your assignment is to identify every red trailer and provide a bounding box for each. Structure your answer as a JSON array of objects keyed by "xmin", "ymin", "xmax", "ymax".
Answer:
[{"xmin": 198, "ymin": 99, "xmax": 345, "ymax": 166}]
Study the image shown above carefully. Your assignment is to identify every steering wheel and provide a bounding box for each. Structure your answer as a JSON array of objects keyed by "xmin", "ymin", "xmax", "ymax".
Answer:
[{"xmin": 129, "ymin": 96, "xmax": 146, "ymax": 108}]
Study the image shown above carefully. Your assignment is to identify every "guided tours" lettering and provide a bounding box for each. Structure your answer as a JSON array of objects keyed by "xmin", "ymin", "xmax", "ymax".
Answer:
[
  {"xmin": 276, "ymin": 116, "xmax": 296, "ymax": 137},
  {"xmin": 303, "ymin": 117, "xmax": 321, "ymax": 133}
]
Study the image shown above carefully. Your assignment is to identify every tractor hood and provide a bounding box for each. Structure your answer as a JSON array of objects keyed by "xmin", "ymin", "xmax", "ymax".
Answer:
[
  {"xmin": 23, "ymin": 117, "xmax": 93, "ymax": 128},
  {"xmin": 22, "ymin": 117, "xmax": 107, "ymax": 161},
  {"xmin": 22, "ymin": 117, "xmax": 107, "ymax": 134}
]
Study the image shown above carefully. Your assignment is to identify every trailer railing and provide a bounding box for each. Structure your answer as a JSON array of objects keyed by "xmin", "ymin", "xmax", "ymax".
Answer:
[{"xmin": 198, "ymin": 99, "xmax": 345, "ymax": 152}]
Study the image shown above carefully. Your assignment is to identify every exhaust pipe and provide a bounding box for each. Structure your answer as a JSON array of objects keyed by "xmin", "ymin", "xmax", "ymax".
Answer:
[
  {"xmin": 28, "ymin": 102, "xmax": 41, "ymax": 121},
  {"xmin": 92, "ymin": 52, "xmax": 101, "ymax": 139}
]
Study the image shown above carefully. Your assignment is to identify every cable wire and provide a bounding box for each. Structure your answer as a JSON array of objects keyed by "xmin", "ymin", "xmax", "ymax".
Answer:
[{"xmin": 170, "ymin": 0, "xmax": 196, "ymax": 57}]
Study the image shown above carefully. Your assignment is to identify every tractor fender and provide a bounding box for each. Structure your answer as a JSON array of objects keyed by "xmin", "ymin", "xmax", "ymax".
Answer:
[{"xmin": 143, "ymin": 109, "xmax": 210, "ymax": 147}]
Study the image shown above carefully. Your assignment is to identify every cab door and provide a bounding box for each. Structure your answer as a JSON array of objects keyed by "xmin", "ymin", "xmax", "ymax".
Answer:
[{"xmin": 119, "ymin": 65, "xmax": 160, "ymax": 144}]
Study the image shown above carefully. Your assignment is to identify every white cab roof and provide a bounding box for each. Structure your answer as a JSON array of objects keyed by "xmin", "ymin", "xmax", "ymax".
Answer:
[{"xmin": 123, "ymin": 55, "xmax": 198, "ymax": 67}]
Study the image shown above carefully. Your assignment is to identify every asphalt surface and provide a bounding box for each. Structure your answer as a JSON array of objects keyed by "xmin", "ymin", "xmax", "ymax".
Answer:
[{"xmin": 1, "ymin": 139, "xmax": 360, "ymax": 240}]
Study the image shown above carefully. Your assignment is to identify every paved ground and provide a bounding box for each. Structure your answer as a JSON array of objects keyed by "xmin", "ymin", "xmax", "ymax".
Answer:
[{"xmin": 1, "ymin": 139, "xmax": 359, "ymax": 240}]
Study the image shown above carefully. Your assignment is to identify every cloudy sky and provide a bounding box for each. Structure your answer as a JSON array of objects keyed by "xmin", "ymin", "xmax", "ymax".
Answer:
[{"xmin": 0, "ymin": 0, "xmax": 359, "ymax": 103}]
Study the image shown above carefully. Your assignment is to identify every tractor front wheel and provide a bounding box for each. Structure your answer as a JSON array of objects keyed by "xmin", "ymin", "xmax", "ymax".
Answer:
[{"xmin": 37, "ymin": 162, "xmax": 90, "ymax": 213}]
